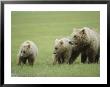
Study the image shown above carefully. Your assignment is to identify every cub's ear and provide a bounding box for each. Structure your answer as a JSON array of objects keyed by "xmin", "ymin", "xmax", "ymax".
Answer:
[
  {"xmin": 73, "ymin": 28, "xmax": 77, "ymax": 32},
  {"xmin": 71, "ymin": 28, "xmax": 76, "ymax": 37},
  {"xmin": 55, "ymin": 39, "xmax": 59, "ymax": 42},
  {"xmin": 60, "ymin": 40, "xmax": 63, "ymax": 45},
  {"xmin": 80, "ymin": 29, "xmax": 85, "ymax": 34}
]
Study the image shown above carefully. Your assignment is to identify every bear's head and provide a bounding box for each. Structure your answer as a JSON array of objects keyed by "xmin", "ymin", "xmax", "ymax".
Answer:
[
  {"xmin": 71, "ymin": 27, "xmax": 88, "ymax": 48},
  {"xmin": 53, "ymin": 38, "xmax": 73, "ymax": 55},
  {"xmin": 20, "ymin": 42, "xmax": 31, "ymax": 58}
]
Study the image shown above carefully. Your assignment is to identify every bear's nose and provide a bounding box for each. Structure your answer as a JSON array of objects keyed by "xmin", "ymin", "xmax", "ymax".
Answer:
[
  {"xmin": 53, "ymin": 52, "xmax": 56, "ymax": 54},
  {"xmin": 55, "ymin": 47, "xmax": 58, "ymax": 50}
]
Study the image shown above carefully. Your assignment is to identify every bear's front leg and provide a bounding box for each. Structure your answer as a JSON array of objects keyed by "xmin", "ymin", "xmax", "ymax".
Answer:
[
  {"xmin": 53, "ymin": 54, "xmax": 58, "ymax": 65},
  {"xmin": 64, "ymin": 51, "xmax": 72, "ymax": 64},
  {"xmin": 17, "ymin": 59, "xmax": 21, "ymax": 65},
  {"xmin": 95, "ymin": 53, "xmax": 100, "ymax": 63},
  {"xmin": 81, "ymin": 52, "xmax": 87, "ymax": 63},
  {"xmin": 28, "ymin": 57, "xmax": 35, "ymax": 66},
  {"xmin": 68, "ymin": 49, "xmax": 80, "ymax": 64},
  {"xmin": 17, "ymin": 57, "xmax": 22, "ymax": 65}
]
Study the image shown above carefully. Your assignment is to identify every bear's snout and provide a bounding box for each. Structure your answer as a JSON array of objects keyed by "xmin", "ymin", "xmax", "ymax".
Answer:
[{"xmin": 53, "ymin": 52, "xmax": 56, "ymax": 54}]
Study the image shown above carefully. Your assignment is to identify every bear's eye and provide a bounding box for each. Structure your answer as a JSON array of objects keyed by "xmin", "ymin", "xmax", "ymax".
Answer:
[
  {"xmin": 55, "ymin": 47, "xmax": 58, "ymax": 50},
  {"xmin": 23, "ymin": 51, "xmax": 25, "ymax": 54},
  {"xmin": 74, "ymin": 35, "xmax": 77, "ymax": 38},
  {"xmin": 69, "ymin": 41, "xmax": 73, "ymax": 45}
]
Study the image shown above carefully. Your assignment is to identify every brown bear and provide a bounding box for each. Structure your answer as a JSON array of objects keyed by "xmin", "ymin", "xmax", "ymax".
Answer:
[
  {"xmin": 69, "ymin": 27, "xmax": 100, "ymax": 64},
  {"xmin": 17, "ymin": 40, "xmax": 38, "ymax": 65},
  {"xmin": 53, "ymin": 38, "xmax": 73, "ymax": 64}
]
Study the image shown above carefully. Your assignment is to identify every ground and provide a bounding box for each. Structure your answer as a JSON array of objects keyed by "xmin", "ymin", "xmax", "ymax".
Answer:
[{"xmin": 11, "ymin": 11, "xmax": 100, "ymax": 77}]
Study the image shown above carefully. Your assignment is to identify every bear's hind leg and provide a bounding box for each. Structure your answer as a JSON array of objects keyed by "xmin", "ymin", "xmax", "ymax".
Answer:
[
  {"xmin": 95, "ymin": 49, "xmax": 100, "ymax": 63},
  {"xmin": 95, "ymin": 54, "xmax": 100, "ymax": 63},
  {"xmin": 88, "ymin": 54, "xmax": 95, "ymax": 64}
]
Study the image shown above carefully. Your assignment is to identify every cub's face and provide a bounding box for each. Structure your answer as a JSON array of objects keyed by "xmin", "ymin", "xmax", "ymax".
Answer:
[
  {"xmin": 20, "ymin": 44, "xmax": 30, "ymax": 57},
  {"xmin": 53, "ymin": 39, "xmax": 64, "ymax": 54},
  {"xmin": 53, "ymin": 39, "xmax": 73, "ymax": 54}
]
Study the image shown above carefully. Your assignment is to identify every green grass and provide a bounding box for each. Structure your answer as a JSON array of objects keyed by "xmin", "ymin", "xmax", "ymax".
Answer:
[{"xmin": 11, "ymin": 11, "xmax": 100, "ymax": 77}]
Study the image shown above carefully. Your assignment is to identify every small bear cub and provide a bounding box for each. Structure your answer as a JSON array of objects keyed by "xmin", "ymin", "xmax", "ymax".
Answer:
[{"xmin": 17, "ymin": 40, "xmax": 38, "ymax": 66}]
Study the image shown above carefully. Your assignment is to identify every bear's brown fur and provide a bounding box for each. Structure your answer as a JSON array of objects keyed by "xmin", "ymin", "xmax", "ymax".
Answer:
[
  {"xmin": 53, "ymin": 38, "xmax": 73, "ymax": 64},
  {"xmin": 17, "ymin": 40, "xmax": 38, "ymax": 65},
  {"xmin": 70, "ymin": 27, "xmax": 100, "ymax": 64}
]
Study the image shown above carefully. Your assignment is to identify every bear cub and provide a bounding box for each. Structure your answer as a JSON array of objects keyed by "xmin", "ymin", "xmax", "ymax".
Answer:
[
  {"xmin": 17, "ymin": 40, "xmax": 38, "ymax": 66},
  {"xmin": 53, "ymin": 38, "xmax": 73, "ymax": 64}
]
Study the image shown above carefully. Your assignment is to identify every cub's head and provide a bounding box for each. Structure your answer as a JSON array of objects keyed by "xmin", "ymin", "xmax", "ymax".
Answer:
[
  {"xmin": 53, "ymin": 38, "xmax": 73, "ymax": 54},
  {"xmin": 20, "ymin": 42, "xmax": 31, "ymax": 57}
]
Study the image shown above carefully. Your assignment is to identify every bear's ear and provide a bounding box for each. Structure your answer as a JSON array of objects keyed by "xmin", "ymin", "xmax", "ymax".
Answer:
[
  {"xmin": 60, "ymin": 40, "xmax": 63, "ymax": 45},
  {"xmin": 73, "ymin": 28, "xmax": 76, "ymax": 32},
  {"xmin": 55, "ymin": 39, "xmax": 59, "ymax": 42},
  {"xmin": 80, "ymin": 29, "xmax": 85, "ymax": 34}
]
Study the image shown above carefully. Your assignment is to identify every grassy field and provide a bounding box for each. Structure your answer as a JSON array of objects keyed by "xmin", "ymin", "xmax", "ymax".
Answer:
[{"xmin": 11, "ymin": 11, "xmax": 100, "ymax": 77}]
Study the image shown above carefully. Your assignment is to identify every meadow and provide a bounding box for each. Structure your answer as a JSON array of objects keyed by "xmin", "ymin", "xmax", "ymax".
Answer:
[{"xmin": 11, "ymin": 11, "xmax": 100, "ymax": 77}]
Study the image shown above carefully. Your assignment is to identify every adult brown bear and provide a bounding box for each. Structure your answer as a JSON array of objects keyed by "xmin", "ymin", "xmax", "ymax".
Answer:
[{"xmin": 69, "ymin": 27, "xmax": 100, "ymax": 64}]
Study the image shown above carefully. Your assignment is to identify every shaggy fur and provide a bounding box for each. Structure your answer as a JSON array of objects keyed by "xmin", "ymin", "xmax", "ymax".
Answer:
[
  {"xmin": 68, "ymin": 45, "xmax": 80, "ymax": 64},
  {"xmin": 53, "ymin": 38, "xmax": 73, "ymax": 64},
  {"xmin": 17, "ymin": 40, "xmax": 38, "ymax": 65},
  {"xmin": 70, "ymin": 27, "xmax": 100, "ymax": 64}
]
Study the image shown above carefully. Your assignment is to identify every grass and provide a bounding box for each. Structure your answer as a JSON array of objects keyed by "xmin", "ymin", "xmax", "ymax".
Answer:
[{"xmin": 11, "ymin": 11, "xmax": 100, "ymax": 77}]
